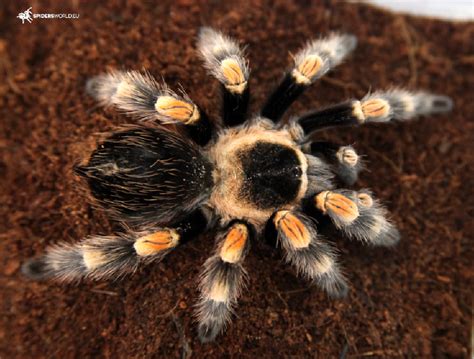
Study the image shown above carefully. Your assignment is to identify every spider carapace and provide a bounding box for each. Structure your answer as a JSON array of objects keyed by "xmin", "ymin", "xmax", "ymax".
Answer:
[{"xmin": 23, "ymin": 28, "xmax": 452, "ymax": 343}]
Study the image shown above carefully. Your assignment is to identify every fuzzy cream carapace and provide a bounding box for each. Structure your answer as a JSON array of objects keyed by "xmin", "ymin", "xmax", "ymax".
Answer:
[
  {"xmin": 207, "ymin": 120, "xmax": 309, "ymax": 227},
  {"xmin": 23, "ymin": 27, "xmax": 452, "ymax": 344}
]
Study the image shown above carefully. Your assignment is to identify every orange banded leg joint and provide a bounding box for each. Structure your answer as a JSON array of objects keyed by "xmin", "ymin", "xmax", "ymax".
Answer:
[
  {"xmin": 272, "ymin": 210, "xmax": 348, "ymax": 298},
  {"xmin": 295, "ymin": 89, "xmax": 452, "ymax": 135},
  {"xmin": 197, "ymin": 27, "xmax": 250, "ymax": 127},
  {"xmin": 21, "ymin": 209, "xmax": 209, "ymax": 282},
  {"xmin": 314, "ymin": 189, "xmax": 400, "ymax": 246},
  {"xmin": 315, "ymin": 191, "xmax": 360, "ymax": 225},
  {"xmin": 197, "ymin": 28, "xmax": 249, "ymax": 94},
  {"xmin": 134, "ymin": 229, "xmax": 180, "ymax": 257},
  {"xmin": 154, "ymin": 96, "xmax": 200, "ymax": 125},
  {"xmin": 273, "ymin": 210, "xmax": 312, "ymax": 249},
  {"xmin": 292, "ymin": 54, "xmax": 323, "ymax": 85},
  {"xmin": 196, "ymin": 221, "xmax": 251, "ymax": 343},
  {"xmin": 85, "ymin": 70, "xmax": 213, "ymax": 145},
  {"xmin": 86, "ymin": 70, "xmax": 199, "ymax": 124},
  {"xmin": 261, "ymin": 33, "xmax": 357, "ymax": 122},
  {"xmin": 220, "ymin": 58, "xmax": 248, "ymax": 95},
  {"xmin": 356, "ymin": 90, "xmax": 452, "ymax": 123},
  {"xmin": 310, "ymin": 142, "xmax": 362, "ymax": 186},
  {"xmin": 218, "ymin": 223, "xmax": 250, "ymax": 264},
  {"xmin": 21, "ymin": 227, "xmax": 181, "ymax": 282},
  {"xmin": 352, "ymin": 98, "xmax": 392, "ymax": 123}
]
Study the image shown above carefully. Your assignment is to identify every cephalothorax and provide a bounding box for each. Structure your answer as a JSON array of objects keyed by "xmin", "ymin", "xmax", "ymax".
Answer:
[{"xmin": 23, "ymin": 28, "xmax": 452, "ymax": 342}]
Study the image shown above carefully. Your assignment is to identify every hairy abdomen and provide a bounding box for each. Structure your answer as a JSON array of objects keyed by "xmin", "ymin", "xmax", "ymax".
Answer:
[{"xmin": 76, "ymin": 126, "xmax": 213, "ymax": 226}]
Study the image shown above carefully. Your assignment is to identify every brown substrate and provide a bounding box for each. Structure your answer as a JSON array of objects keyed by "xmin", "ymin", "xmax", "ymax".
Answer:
[{"xmin": 0, "ymin": 1, "xmax": 472, "ymax": 358}]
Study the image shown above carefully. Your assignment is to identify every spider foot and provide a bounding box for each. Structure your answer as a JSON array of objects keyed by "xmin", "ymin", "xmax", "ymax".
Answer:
[
  {"xmin": 272, "ymin": 210, "xmax": 349, "ymax": 298},
  {"xmin": 196, "ymin": 221, "xmax": 252, "ymax": 343},
  {"xmin": 315, "ymin": 189, "xmax": 400, "ymax": 246}
]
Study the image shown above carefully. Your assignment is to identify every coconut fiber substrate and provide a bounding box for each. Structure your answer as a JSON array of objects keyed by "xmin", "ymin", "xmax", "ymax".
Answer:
[{"xmin": 0, "ymin": 0, "xmax": 472, "ymax": 358}]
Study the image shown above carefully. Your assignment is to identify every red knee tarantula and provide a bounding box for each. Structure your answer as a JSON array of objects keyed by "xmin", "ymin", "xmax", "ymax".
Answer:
[{"xmin": 23, "ymin": 28, "xmax": 452, "ymax": 342}]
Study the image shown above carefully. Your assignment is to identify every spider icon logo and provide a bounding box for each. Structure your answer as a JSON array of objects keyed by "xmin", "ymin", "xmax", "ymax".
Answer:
[{"xmin": 17, "ymin": 7, "xmax": 33, "ymax": 24}]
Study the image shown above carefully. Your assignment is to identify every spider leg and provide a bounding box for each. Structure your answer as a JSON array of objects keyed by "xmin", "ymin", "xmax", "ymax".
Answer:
[
  {"xmin": 197, "ymin": 27, "xmax": 250, "ymax": 127},
  {"xmin": 268, "ymin": 210, "xmax": 348, "ymax": 298},
  {"xmin": 310, "ymin": 141, "xmax": 362, "ymax": 186},
  {"xmin": 22, "ymin": 210, "xmax": 207, "ymax": 282},
  {"xmin": 294, "ymin": 89, "xmax": 453, "ymax": 135},
  {"xmin": 261, "ymin": 33, "xmax": 357, "ymax": 122},
  {"xmin": 86, "ymin": 70, "xmax": 213, "ymax": 145},
  {"xmin": 196, "ymin": 220, "xmax": 252, "ymax": 343},
  {"xmin": 311, "ymin": 189, "xmax": 400, "ymax": 246}
]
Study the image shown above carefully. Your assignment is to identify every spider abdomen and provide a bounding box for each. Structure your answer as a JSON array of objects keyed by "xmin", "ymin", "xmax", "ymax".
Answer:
[{"xmin": 76, "ymin": 126, "xmax": 213, "ymax": 226}]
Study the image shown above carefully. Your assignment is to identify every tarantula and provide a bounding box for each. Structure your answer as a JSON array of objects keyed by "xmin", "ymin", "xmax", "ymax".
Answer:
[{"xmin": 23, "ymin": 28, "xmax": 452, "ymax": 343}]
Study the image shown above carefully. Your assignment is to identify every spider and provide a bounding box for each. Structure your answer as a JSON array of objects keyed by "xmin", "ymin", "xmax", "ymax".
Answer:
[{"xmin": 22, "ymin": 28, "xmax": 452, "ymax": 343}]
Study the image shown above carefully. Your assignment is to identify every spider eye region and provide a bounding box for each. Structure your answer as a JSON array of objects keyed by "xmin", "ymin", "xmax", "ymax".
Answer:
[{"xmin": 239, "ymin": 142, "xmax": 303, "ymax": 209}]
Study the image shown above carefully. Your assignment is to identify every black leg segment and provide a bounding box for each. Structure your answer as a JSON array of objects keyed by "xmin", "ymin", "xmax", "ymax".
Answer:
[
  {"xmin": 260, "ymin": 33, "xmax": 357, "ymax": 122},
  {"xmin": 298, "ymin": 101, "xmax": 359, "ymax": 133},
  {"xmin": 261, "ymin": 73, "xmax": 306, "ymax": 122},
  {"xmin": 197, "ymin": 27, "xmax": 250, "ymax": 128},
  {"xmin": 222, "ymin": 84, "xmax": 250, "ymax": 127},
  {"xmin": 186, "ymin": 109, "xmax": 214, "ymax": 146},
  {"xmin": 295, "ymin": 89, "xmax": 453, "ymax": 136}
]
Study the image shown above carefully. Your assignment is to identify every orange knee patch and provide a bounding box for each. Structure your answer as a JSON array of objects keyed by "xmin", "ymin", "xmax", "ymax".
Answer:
[
  {"xmin": 315, "ymin": 191, "xmax": 359, "ymax": 223},
  {"xmin": 361, "ymin": 98, "xmax": 390, "ymax": 119},
  {"xmin": 219, "ymin": 223, "xmax": 248, "ymax": 263},
  {"xmin": 154, "ymin": 96, "xmax": 200, "ymax": 124},
  {"xmin": 293, "ymin": 54, "xmax": 323, "ymax": 85},
  {"xmin": 274, "ymin": 211, "xmax": 311, "ymax": 249},
  {"xmin": 337, "ymin": 147, "xmax": 358, "ymax": 167},
  {"xmin": 357, "ymin": 193, "xmax": 373, "ymax": 207},
  {"xmin": 134, "ymin": 229, "xmax": 180, "ymax": 256},
  {"xmin": 220, "ymin": 58, "xmax": 247, "ymax": 94}
]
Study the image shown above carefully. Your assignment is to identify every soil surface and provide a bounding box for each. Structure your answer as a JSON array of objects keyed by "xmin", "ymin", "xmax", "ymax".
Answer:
[{"xmin": 1, "ymin": 1, "xmax": 472, "ymax": 358}]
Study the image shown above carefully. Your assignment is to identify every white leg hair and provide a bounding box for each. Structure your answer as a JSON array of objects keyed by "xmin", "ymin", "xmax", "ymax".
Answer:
[
  {"xmin": 22, "ymin": 227, "xmax": 181, "ymax": 282},
  {"xmin": 273, "ymin": 210, "xmax": 348, "ymax": 298},
  {"xmin": 304, "ymin": 153, "xmax": 336, "ymax": 196},
  {"xmin": 261, "ymin": 32, "xmax": 357, "ymax": 122},
  {"xmin": 315, "ymin": 189, "xmax": 400, "ymax": 246},
  {"xmin": 195, "ymin": 222, "xmax": 251, "ymax": 343},
  {"xmin": 86, "ymin": 70, "xmax": 202, "ymax": 125},
  {"xmin": 354, "ymin": 88, "xmax": 453, "ymax": 123},
  {"xmin": 295, "ymin": 88, "xmax": 453, "ymax": 134},
  {"xmin": 292, "ymin": 33, "xmax": 357, "ymax": 85},
  {"xmin": 197, "ymin": 27, "xmax": 249, "ymax": 95}
]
